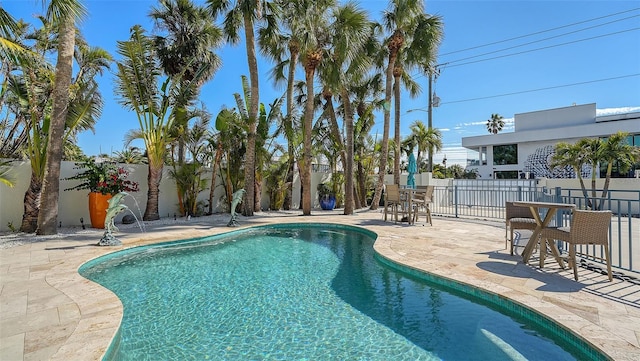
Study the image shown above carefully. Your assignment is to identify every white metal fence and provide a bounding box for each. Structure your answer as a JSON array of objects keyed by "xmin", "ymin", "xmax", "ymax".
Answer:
[{"xmin": 429, "ymin": 180, "xmax": 639, "ymax": 275}]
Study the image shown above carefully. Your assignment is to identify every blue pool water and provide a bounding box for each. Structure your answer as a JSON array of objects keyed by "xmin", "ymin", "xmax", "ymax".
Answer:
[{"xmin": 80, "ymin": 224, "xmax": 597, "ymax": 360}]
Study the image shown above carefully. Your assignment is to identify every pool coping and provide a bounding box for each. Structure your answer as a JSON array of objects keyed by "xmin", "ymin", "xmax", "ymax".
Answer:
[{"xmin": 1, "ymin": 211, "xmax": 639, "ymax": 360}]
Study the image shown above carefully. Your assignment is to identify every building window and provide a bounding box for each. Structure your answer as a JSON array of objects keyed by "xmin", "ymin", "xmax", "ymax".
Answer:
[
  {"xmin": 466, "ymin": 149, "xmax": 479, "ymax": 167},
  {"xmin": 466, "ymin": 147, "xmax": 487, "ymax": 166},
  {"xmin": 494, "ymin": 171, "xmax": 519, "ymax": 179},
  {"xmin": 493, "ymin": 144, "xmax": 518, "ymax": 165}
]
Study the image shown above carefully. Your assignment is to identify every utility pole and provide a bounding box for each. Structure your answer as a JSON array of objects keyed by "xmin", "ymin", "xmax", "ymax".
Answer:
[{"xmin": 427, "ymin": 66, "xmax": 440, "ymax": 172}]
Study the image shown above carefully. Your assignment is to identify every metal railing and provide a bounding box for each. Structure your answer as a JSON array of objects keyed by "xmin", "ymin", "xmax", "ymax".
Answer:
[{"xmin": 428, "ymin": 180, "xmax": 639, "ymax": 274}]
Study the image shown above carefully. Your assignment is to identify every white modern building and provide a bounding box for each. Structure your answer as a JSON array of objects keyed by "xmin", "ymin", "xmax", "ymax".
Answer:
[{"xmin": 462, "ymin": 103, "xmax": 640, "ymax": 179}]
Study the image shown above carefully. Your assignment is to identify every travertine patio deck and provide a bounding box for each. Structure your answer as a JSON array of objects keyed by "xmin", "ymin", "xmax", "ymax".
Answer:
[{"xmin": 1, "ymin": 210, "xmax": 639, "ymax": 360}]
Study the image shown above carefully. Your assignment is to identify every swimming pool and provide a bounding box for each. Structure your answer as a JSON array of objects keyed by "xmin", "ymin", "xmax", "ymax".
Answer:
[{"xmin": 80, "ymin": 224, "xmax": 602, "ymax": 360}]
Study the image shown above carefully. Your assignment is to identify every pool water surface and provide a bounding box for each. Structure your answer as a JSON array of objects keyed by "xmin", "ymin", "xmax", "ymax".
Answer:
[{"xmin": 80, "ymin": 224, "xmax": 595, "ymax": 360}]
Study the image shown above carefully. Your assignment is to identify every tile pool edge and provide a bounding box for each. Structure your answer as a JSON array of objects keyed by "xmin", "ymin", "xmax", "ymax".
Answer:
[
  {"xmin": 373, "ymin": 251, "xmax": 611, "ymax": 361},
  {"xmin": 71, "ymin": 221, "xmax": 614, "ymax": 361}
]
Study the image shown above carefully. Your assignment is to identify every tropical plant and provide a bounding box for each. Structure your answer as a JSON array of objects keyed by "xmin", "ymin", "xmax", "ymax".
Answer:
[
  {"xmin": 352, "ymin": 72, "xmax": 384, "ymax": 208},
  {"xmin": 4, "ymin": 14, "xmax": 110, "ymax": 233},
  {"xmin": 486, "ymin": 113, "xmax": 505, "ymax": 134},
  {"xmin": 150, "ymin": 0, "xmax": 222, "ymax": 164},
  {"xmin": 294, "ymin": 0, "xmax": 336, "ymax": 215},
  {"xmin": 37, "ymin": 0, "xmax": 88, "ymax": 235},
  {"xmin": 114, "ymin": 25, "xmax": 175, "ymax": 221},
  {"xmin": 316, "ymin": 182, "xmax": 333, "ymax": 201},
  {"xmin": 114, "ymin": 147, "xmax": 146, "ymax": 164},
  {"xmin": 168, "ymin": 114, "xmax": 212, "ymax": 216},
  {"xmin": 317, "ymin": 2, "xmax": 371, "ymax": 215},
  {"xmin": 0, "ymin": 7, "xmax": 31, "ymax": 66},
  {"xmin": 551, "ymin": 141, "xmax": 590, "ymax": 205},
  {"xmin": 213, "ymin": 107, "xmax": 247, "ymax": 212},
  {"xmin": 207, "ymin": 0, "xmax": 275, "ymax": 216},
  {"xmin": 552, "ymin": 132, "xmax": 640, "ymax": 210},
  {"xmin": 258, "ymin": 0, "xmax": 303, "ymax": 211},
  {"xmin": 371, "ymin": 0, "xmax": 431, "ymax": 209},
  {"xmin": 64, "ymin": 158, "xmax": 139, "ymax": 195},
  {"xmin": 0, "ymin": 160, "xmax": 14, "ymax": 187},
  {"xmin": 598, "ymin": 132, "xmax": 640, "ymax": 203},
  {"xmin": 408, "ymin": 120, "xmax": 442, "ymax": 173}
]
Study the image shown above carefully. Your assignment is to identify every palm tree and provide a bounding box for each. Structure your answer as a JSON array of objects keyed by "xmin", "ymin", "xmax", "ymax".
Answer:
[
  {"xmin": 258, "ymin": 0, "xmax": 302, "ymax": 211},
  {"xmin": 597, "ymin": 132, "xmax": 639, "ymax": 209},
  {"xmin": 213, "ymin": 107, "xmax": 247, "ymax": 211},
  {"xmin": 150, "ymin": 0, "xmax": 222, "ymax": 163},
  {"xmin": 407, "ymin": 13, "xmax": 443, "ymax": 173},
  {"xmin": 351, "ymin": 71, "xmax": 384, "ymax": 208},
  {"xmin": 207, "ymin": 0, "xmax": 274, "ymax": 216},
  {"xmin": 317, "ymin": 2, "xmax": 371, "ymax": 215},
  {"xmin": 37, "ymin": 0, "xmax": 88, "ymax": 235},
  {"xmin": 552, "ymin": 141, "xmax": 592, "ymax": 208},
  {"xmin": 232, "ymin": 75, "xmax": 282, "ymax": 211},
  {"xmin": 486, "ymin": 113, "xmax": 505, "ymax": 134},
  {"xmin": 6, "ymin": 17, "xmax": 109, "ymax": 233},
  {"xmin": 296, "ymin": 0, "xmax": 335, "ymax": 215},
  {"xmin": 114, "ymin": 147, "xmax": 146, "ymax": 164},
  {"xmin": 391, "ymin": 54, "xmax": 420, "ymax": 185},
  {"xmin": 371, "ymin": 0, "xmax": 424, "ymax": 209},
  {"xmin": 168, "ymin": 114, "xmax": 212, "ymax": 216},
  {"xmin": 409, "ymin": 120, "xmax": 441, "ymax": 173},
  {"xmin": 115, "ymin": 25, "xmax": 174, "ymax": 221}
]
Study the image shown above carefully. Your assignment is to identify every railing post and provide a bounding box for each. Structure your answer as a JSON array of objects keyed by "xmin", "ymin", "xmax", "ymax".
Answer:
[
  {"xmin": 517, "ymin": 186, "xmax": 522, "ymax": 201},
  {"xmin": 454, "ymin": 185, "xmax": 459, "ymax": 218},
  {"xmin": 555, "ymin": 187, "xmax": 563, "ymax": 227}
]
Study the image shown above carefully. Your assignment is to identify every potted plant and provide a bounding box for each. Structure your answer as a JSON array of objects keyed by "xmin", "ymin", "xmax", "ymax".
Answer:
[
  {"xmin": 317, "ymin": 183, "xmax": 336, "ymax": 210},
  {"xmin": 65, "ymin": 158, "xmax": 139, "ymax": 228}
]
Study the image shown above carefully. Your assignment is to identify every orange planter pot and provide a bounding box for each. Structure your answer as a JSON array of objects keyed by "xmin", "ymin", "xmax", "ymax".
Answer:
[{"xmin": 88, "ymin": 192, "xmax": 112, "ymax": 229}]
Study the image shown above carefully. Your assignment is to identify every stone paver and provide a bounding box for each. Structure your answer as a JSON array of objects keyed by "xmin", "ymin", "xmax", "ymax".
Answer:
[{"xmin": 0, "ymin": 210, "xmax": 639, "ymax": 360}]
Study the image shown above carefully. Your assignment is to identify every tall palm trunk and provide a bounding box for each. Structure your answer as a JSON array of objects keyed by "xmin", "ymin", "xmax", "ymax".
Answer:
[
  {"xmin": 143, "ymin": 165, "xmax": 163, "ymax": 221},
  {"xmin": 20, "ymin": 173, "xmax": 42, "ymax": 233},
  {"xmin": 356, "ymin": 160, "xmax": 366, "ymax": 208},
  {"xmin": 324, "ymin": 94, "xmax": 347, "ymax": 177},
  {"xmin": 243, "ymin": 14, "xmax": 259, "ymax": 216},
  {"xmin": 393, "ymin": 68, "xmax": 402, "ymax": 185},
  {"xmin": 283, "ymin": 45, "xmax": 298, "ymax": 210},
  {"xmin": 341, "ymin": 88, "xmax": 354, "ymax": 214},
  {"xmin": 36, "ymin": 16, "xmax": 75, "ymax": 235},
  {"xmin": 302, "ymin": 64, "xmax": 316, "ymax": 215},
  {"xmin": 598, "ymin": 162, "xmax": 615, "ymax": 211},
  {"xmin": 371, "ymin": 50, "xmax": 397, "ymax": 210},
  {"xmin": 208, "ymin": 141, "xmax": 223, "ymax": 215}
]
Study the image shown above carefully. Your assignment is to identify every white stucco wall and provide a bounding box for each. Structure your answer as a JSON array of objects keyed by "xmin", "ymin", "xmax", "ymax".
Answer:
[{"xmin": 515, "ymin": 103, "xmax": 596, "ymax": 132}]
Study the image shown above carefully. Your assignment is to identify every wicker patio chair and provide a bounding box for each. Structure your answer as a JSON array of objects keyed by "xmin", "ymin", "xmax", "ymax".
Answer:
[
  {"xmin": 412, "ymin": 185, "xmax": 434, "ymax": 225},
  {"xmin": 505, "ymin": 201, "xmax": 538, "ymax": 255},
  {"xmin": 384, "ymin": 184, "xmax": 402, "ymax": 222},
  {"xmin": 540, "ymin": 210, "xmax": 613, "ymax": 282}
]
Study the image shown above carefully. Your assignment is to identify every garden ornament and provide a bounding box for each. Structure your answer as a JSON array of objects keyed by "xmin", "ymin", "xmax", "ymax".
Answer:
[{"xmin": 227, "ymin": 189, "xmax": 246, "ymax": 227}]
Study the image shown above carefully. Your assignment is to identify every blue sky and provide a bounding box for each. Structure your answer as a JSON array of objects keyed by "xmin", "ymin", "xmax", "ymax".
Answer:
[{"xmin": 4, "ymin": 0, "xmax": 640, "ymax": 166}]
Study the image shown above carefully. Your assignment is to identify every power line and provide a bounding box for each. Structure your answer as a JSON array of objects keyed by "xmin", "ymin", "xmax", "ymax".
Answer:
[
  {"xmin": 440, "ymin": 74, "xmax": 640, "ymax": 105},
  {"xmin": 443, "ymin": 14, "xmax": 639, "ymax": 65},
  {"xmin": 439, "ymin": 7, "xmax": 640, "ymax": 57},
  {"xmin": 443, "ymin": 27, "xmax": 640, "ymax": 69}
]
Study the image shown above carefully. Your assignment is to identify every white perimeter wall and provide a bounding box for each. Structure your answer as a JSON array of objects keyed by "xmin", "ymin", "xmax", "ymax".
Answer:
[{"xmin": 4, "ymin": 160, "xmax": 636, "ymax": 232}]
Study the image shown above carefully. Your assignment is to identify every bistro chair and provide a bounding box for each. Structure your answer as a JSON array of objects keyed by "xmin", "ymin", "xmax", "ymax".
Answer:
[
  {"xmin": 505, "ymin": 201, "xmax": 537, "ymax": 255},
  {"xmin": 412, "ymin": 186, "xmax": 434, "ymax": 225},
  {"xmin": 540, "ymin": 210, "xmax": 613, "ymax": 282},
  {"xmin": 384, "ymin": 184, "xmax": 403, "ymax": 222}
]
